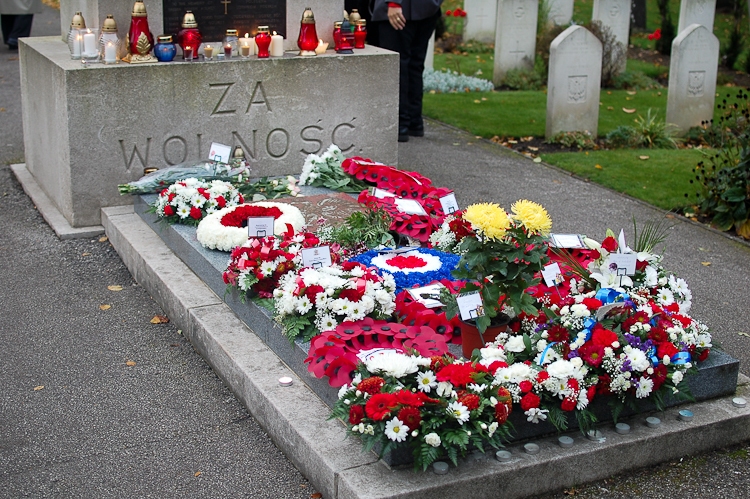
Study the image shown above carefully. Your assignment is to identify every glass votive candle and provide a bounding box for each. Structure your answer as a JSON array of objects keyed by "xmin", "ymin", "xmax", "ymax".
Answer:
[
  {"xmin": 80, "ymin": 27, "xmax": 101, "ymax": 63},
  {"xmin": 203, "ymin": 44, "xmax": 213, "ymax": 60},
  {"xmin": 184, "ymin": 45, "xmax": 194, "ymax": 61},
  {"xmin": 223, "ymin": 43, "xmax": 232, "ymax": 59}
]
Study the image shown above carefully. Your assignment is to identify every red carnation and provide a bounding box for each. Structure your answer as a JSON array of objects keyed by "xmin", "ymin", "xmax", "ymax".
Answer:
[
  {"xmin": 349, "ymin": 404, "xmax": 365, "ymax": 425},
  {"xmin": 567, "ymin": 378, "xmax": 579, "ymax": 392},
  {"xmin": 436, "ymin": 363, "xmax": 476, "ymax": 387},
  {"xmin": 561, "ymin": 396, "xmax": 577, "ymax": 411},
  {"xmin": 496, "ymin": 386, "xmax": 513, "ymax": 406},
  {"xmin": 395, "ymin": 389, "xmax": 427, "ymax": 408},
  {"xmin": 520, "ymin": 392, "xmax": 541, "ymax": 411},
  {"xmin": 357, "ymin": 376, "xmax": 385, "ymax": 395},
  {"xmin": 536, "ymin": 371, "xmax": 550, "ymax": 383},
  {"xmin": 160, "ymin": 188, "xmax": 169, "ymax": 196},
  {"xmin": 547, "ymin": 325, "xmax": 570, "ymax": 343},
  {"xmin": 397, "ymin": 406, "xmax": 422, "ymax": 429},
  {"xmin": 601, "ymin": 236, "xmax": 618, "ymax": 252},
  {"xmin": 340, "ymin": 261, "xmax": 360, "ymax": 271},
  {"xmin": 495, "ymin": 402, "xmax": 509, "ymax": 424},
  {"xmin": 519, "ymin": 380, "xmax": 533, "ymax": 393},
  {"xmin": 657, "ymin": 341, "xmax": 679, "ymax": 360},
  {"xmin": 189, "ymin": 206, "xmax": 202, "ymax": 219},
  {"xmin": 216, "ymin": 196, "xmax": 227, "ymax": 208},
  {"xmin": 582, "ymin": 297, "xmax": 603, "ymax": 311},
  {"xmin": 163, "ymin": 205, "xmax": 175, "ymax": 217},
  {"xmin": 458, "ymin": 393, "xmax": 480, "ymax": 411},
  {"xmin": 365, "ymin": 393, "xmax": 398, "ymax": 421},
  {"xmin": 168, "ymin": 192, "xmax": 176, "ymax": 202},
  {"xmin": 586, "ymin": 385, "xmax": 596, "ymax": 404},
  {"xmin": 305, "ymin": 284, "xmax": 325, "ymax": 302},
  {"xmin": 339, "ymin": 288, "xmax": 365, "ymax": 302},
  {"xmin": 596, "ymin": 374, "xmax": 612, "ymax": 395},
  {"xmin": 579, "ymin": 343, "xmax": 606, "ymax": 368},
  {"xmin": 591, "ymin": 326, "xmax": 618, "ymax": 348}
]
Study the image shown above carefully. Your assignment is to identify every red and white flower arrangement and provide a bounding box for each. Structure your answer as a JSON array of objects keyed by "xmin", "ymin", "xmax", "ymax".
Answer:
[
  {"xmin": 196, "ymin": 201, "xmax": 306, "ymax": 251},
  {"xmin": 331, "ymin": 352, "xmax": 513, "ymax": 471},
  {"xmin": 152, "ymin": 178, "xmax": 244, "ymax": 225},
  {"xmin": 223, "ymin": 227, "xmax": 325, "ymax": 299},
  {"xmin": 273, "ymin": 262, "xmax": 397, "ymax": 342}
]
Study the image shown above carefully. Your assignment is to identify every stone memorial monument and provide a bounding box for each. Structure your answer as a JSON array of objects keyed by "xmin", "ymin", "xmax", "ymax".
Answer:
[
  {"xmin": 493, "ymin": 0, "xmax": 538, "ymax": 86},
  {"xmin": 20, "ymin": 0, "xmax": 399, "ymax": 232},
  {"xmin": 666, "ymin": 24, "xmax": 719, "ymax": 136},
  {"xmin": 547, "ymin": 0, "xmax": 574, "ymax": 25},
  {"xmin": 463, "ymin": 0, "xmax": 498, "ymax": 43},
  {"xmin": 545, "ymin": 25, "xmax": 603, "ymax": 139},
  {"xmin": 591, "ymin": 0, "xmax": 630, "ymax": 73},
  {"xmin": 678, "ymin": 0, "xmax": 716, "ymax": 35}
]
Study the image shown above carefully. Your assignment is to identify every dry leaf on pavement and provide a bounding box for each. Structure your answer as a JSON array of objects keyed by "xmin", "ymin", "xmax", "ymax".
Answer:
[
  {"xmin": 126, "ymin": 360, "xmax": 136, "ymax": 367},
  {"xmin": 150, "ymin": 315, "xmax": 169, "ymax": 324},
  {"xmin": 701, "ymin": 262, "xmax": 711, "ymax": 266},
  {"xmin": 99, "ymin": 236, "xmax": 108, "ymax": 242},
  {"xmin": 107, "ymin": 285, "xmax": 123, "ymax": 292},
  {"xmin": 194, "ymin": 472, "xmax": 202, "ymax": 477},
  {"xmin": 99, "ymin": 304, "xmax": 111, "ymax": 310},
  {"xmin": 33, "ymin": 385, "xmax": 44, "ymax": 391}
]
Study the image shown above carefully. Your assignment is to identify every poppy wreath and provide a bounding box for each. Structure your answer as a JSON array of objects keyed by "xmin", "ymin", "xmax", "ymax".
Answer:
[
  {"xmin": 304, "ymin": 318, "xmax": 450, "ymax": 387},
  {"xmin": 395, "ymin": 279, "xmax": 466, "ymax": 345}
]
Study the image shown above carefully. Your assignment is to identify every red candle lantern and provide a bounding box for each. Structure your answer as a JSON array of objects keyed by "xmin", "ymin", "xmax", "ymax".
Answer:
[
  {"xmin": 255, "ymin": 26, "xmax": 271, "ymax": 58},
  {"xmin": 354, "ymin": 19, "xmax": 366, "ymax": 49},
  {"xmin": 125, "ymin": 0, "xmax": 155, "ymax": 63},
  {"xmin": 297, "ymin": 7, "xmax": 318, "ymax": 56},
  {"xmin": 332, "ymin": 21, "xmax": 342, "ymax": 51},
  {"xmin": 336, "ymin": 19, "xmax": 354, "ymax": 54},
  {"xmin": 178, "ymin": 11, "xmax": 201, "ymax": 60}
]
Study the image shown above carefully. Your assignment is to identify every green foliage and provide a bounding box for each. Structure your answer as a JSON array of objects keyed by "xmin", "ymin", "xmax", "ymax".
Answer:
[
  {"xmin": 721, "ymin": 0, "xmax": 746, "ymax": 69},
  {"xmin": 604, "ymin": 109, "xmax": 678, "ymax": 149},
  {"xmin": 583, "ymin": 20, "xmax": 627, "ymax": 87},
  {"xmin": 575, "ymin": 409, "xmax": 598, "ymax": 435},
  {"xmin": 501, "ymin": 66, "xmax": 545, "ymax": 91},
  {"xmin": 655, "ymin": 0, "xmax": 676, "ymax": 55},
  {"xmin": 632, "ymin": 217, "xmax": 673, "ymax": 253},
  {"xmin": 690, "ymin": 89, "xmax": 750, "ymax": 238},
  {"xmin": 611, "ymin": 70, "xmax": 661, "ymax": 91},
  {"xmin": 547, "ymin": 405, "xmax": 569, "ymax": 432},
  {"xmin": 548, "ymin": 131, "xmax": 597, "ymax": 150},
  {"xmin": 317, "ymin": 207, "xmax": 396, "ymax": 254}
]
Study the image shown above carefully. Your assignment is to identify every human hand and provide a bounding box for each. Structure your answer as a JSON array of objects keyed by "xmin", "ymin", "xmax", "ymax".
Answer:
[{"xmin": 388, "ymin": 6, "xmax": 405, "ymax": 30}]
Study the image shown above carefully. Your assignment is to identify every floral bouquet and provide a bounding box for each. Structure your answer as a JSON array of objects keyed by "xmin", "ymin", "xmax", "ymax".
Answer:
[
  {"xmin": 299, "ymin": 144, "xmax": 369, "ymax": 193},
  {"xmin": 273, "ymin": 262, "xmax": 397, "ymax": 342},
  {"xmin": 150, "ymin": 178, "xmax": 244, "ymax": 225},
  {"xmin": 428, "ymin": 211, "xmax": 473, "ymax": 254},
  {"xmin": 443, "ymin": 200, "xmax": 552, "ymax": 333},
  {"xmin": 331, "ymin": 351, "xmax": 513, "ymax": 471},
  {"xmin": 223, "ymin": 227, "xmax": 325, "ymax": 300}
]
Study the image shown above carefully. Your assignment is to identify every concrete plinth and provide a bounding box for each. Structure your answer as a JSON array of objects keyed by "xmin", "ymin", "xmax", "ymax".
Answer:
[{"xmin": 19, "ymin": 37, "xmax": 398, "ymax": 228}]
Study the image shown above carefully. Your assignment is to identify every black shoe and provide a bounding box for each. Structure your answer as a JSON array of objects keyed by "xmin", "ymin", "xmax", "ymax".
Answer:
[
  {"xmin": 8, "ymin": 44, "xmax": 18, "ymax": 51},
  {"xmin": 408, "ymin": 126, "xmax": 424, "ymax": 137},
  {"xmin": 398, "ymin": 126, "xmax": 409, "ymax": 143}
]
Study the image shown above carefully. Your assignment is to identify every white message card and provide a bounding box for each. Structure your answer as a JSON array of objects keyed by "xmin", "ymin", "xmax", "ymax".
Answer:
[
  {"xmin": 406, "ymin": 283, "xmax": 446, "ymax": 308},
  {"xmin": 439, "ymin": 192, "xmax": 459, "ymax": 214},
  {"xmin": 394, "ymin": 198, "xmax": 427, "ymax": 215},
  {"xmin": 542, "ymin": 262, "xmax": 563, "ymax": 287},
  {"xmin": 208, "ymin": 142, "xmax": 232, "ymax": 164},
  {"xmin": 301, "ymin": 246, "xmax": 333, "ymax": 269},
  {"xmin": 371, "ymin": 187, "xmax": 396, "ymax": 199},
  {"xmin": 246, "ymin": 217, "xmax": 275, "ymax": 238},
  {"xmin": 608, "ymin": 253, "xmax": 637, "ymax": 276},
  {"xmin": 456, "ymin": 291, "xmax": 485, "ymax": 321},
  {"xmin": 549, "ymin": 233, "xmax": 585, "ymax": 248}
]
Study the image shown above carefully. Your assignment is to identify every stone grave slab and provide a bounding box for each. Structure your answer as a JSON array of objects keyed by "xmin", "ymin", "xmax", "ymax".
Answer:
[
  {"xmin": 678, "ymin": 0, "xmax": 716, "ymax": 35},
  {"xmin": 547, "ymin": 0, "xmax": 574, "ymax": 25},
  {"xmin": 463, "ymin": 0, "xmax": 498, "ymax": 43},
  {"xmin": 666, "ymin": 24, "xmax": 719, "ymax": 136},
  {"xmin": 545, "ymin": 25, "xmax": 602, "ymax": 139},
  {"xmin": 493, "ymin": 0, "xmax": 539, "ymax": 86},
  {"xmin": 591, "ymin": 0, "xmax": 630, "ymax": 72}
]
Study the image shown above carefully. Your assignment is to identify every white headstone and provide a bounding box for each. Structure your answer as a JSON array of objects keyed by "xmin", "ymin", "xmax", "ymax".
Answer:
[
  {"xmin": 463, "ymin": 0, "xmax": 498, "ymax": 43},
  {"xmin": 425, "ymin": 31, "xmax": 435, "ymax": 70},
  {"xmin": 545, "ymin": 25, "xmax": 603, "ymax": 139},
  {"xmin": 678, "ymin": 0, "xmax": 716, "ymax": 35},
  {"xmin": 592, "ymin": 0, "xmax": 630, "ymax": 73},
  {"xmin": 493, "ymin": 0, "xmax": 539, "ymax": 85},
  {"xmin": 666, "ymin": 24, "xmax": 719, "ymax": 136},
  {"xmin": 547, "ymin": 0, "xmax": 574, "ymax": 25}
]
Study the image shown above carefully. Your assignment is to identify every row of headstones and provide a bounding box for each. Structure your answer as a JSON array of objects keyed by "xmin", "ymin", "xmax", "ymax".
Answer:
[
  {"xmin": 546, "ymin": 22, "xmax": 719, "ymax": 139},
  {"xmin": 490, "ymin": 0, "xmax": 717, "ymax": 86}
]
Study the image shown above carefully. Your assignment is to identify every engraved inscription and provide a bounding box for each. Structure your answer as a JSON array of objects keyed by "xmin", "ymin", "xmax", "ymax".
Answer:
[
  {"xmin": 163, "ymin": 136, "xmax": 188, "ymax": 165},
  {"xmin": 300, "ymin": 125, "xmax": 323, "ymax": 155},
  {"xmin": 246, "ymin": 81, "xmax": 271, "ymax": 113},
  {"xmin": 687, "ymin": 71, "xmax": 705, "ymax": 97},
  {"xmin": 513, "ymin": 0, "xmax": 525, "ymax": 19},
  {"xmin": 210, "ymin": 83, "xmax": 237, "ymax": 115},
  {"xmin": 567, "ymin": 75, "xmax": 588, "ymax": 103},
  {"xmin": 119, "ymin": 138, "xmax": 151, "ymax": 171},
  {"xmin": 232, "ymin": 130, "xmax": 257, "ymax": 160},
  {"xmin": 266, "ymin": 128, "xmax": 290, "ymax": 158},
  {"xmin": 332, "ymin": 122, "xmax": 355, "ymax": 153}
]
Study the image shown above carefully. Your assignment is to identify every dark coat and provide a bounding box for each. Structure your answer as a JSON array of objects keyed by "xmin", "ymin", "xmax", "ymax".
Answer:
[{"xmin": 370, "ymin": 0, "xmax": 443, "ymax": 22}]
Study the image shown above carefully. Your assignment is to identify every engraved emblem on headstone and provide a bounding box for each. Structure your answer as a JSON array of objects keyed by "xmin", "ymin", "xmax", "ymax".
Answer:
[
  {"xmin": 609, "ymin": 4, "xmax": 620, "ymax": 17},
  {"xmin": 687, "ymin": 71, "xmax": 706, "ymax": 97},
  {"xmin": 567, "ymin": 75, "xmax": 588, "ymax": 103},
  {"xmin": 514, "ymin": 1, "xmax": 526, "ymax": 19}
]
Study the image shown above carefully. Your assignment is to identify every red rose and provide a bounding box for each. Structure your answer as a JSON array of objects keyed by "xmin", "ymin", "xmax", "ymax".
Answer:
[
  {"xmin": 445, "ymin": 9, "xmax": 452, "ymax": 16},
  {"xmin": 601, "ymin": 236, "xmax": 618, "ymax": 253},
  {"xmin": 519, "ymin": 380, "xmax": 533, "ymax": 393},
  {"xmin": 561, "ymin": 396, "xmax": 577, "ymax": 411},
  {"xmin": 636, "ymin": 259, "xmax": 649, "ymax": 271},
  {"xmin": 163, "ymin": 205, "xmax": 175, "ymax": 217},
  {"xmin": 189, "ymin": 206, "xmax": 202, "ymax": 219},
  {"xmin": 698, "ymin": 349, "xmax": 710, "ymax": 362},
  {"xmin": 460, "ymin": 10, "xmax": 467, "ymax": 17},
  {"xmin": 365, "ymin": 393, "xmax": 398, "ymax": 421},
  {"xmin": 349, "ymin": 404, "xmax": 365, "ymax": 425},
  {"xmin": 586, "ymin": 385, "xmax": 596, "ymax": 404},
  {"xmin": 520, "ymin": 392, "xmax": 541, "ymax": 411}
]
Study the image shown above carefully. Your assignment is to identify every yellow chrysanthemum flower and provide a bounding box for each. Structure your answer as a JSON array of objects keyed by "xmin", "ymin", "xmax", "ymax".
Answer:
[
  {"xmin": 463, "ymin": 202, "xmax": 511, "ymax": 241},
  {"xmin": 511, "ymin": 199, "xmax": 552, "ymax": 235}
]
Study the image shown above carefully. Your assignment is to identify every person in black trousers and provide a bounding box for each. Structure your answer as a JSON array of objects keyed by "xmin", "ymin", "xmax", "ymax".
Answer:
[
  {"xmin": 372, "ymin": 0, "xmax": 442, "ymax": 142},
  {"xmin": 1, "ymin": 0, "xmax": 41, "ymax": 51}
]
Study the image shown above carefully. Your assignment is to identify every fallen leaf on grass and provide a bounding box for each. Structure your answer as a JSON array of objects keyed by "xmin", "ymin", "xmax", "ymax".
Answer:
[
  {"xmin": 595, "ymin": 164, "xmax": 603, "ymax": 169},
  {"xmin": 126, "ymin": 360, "xmax": 136, "ymax": 367},
  {"xmin": 33, "ymin": 385, "xmax": 44, "ymax": 391},
  {"xmin": 107, "ymin": 285, "xmax": 122, "ymax": 292},
  {"xmin": 622, "ymin": 108, "xmax": 636, "ymax": 114},
  {"xmin": 473, "ymin": 99, "xmax": 481, "ymax": 104},
  {"xmin": 99, "ymin": 304, "xmax": 111, "ymax": 310},
  {"xmin": 639, "ymin": 155, "xmax": 649, "ymax": 160},
  {"xmin": 626, "ymin": 91, "xmax": 637, "ymax": 95},
  {"xmin": 607, "ymin": 106, "xmax": 614, "ymax": 110},
  {"xmin": 98, "ymin": 236, "xmax": 108, "ymax": 242},
  {"xmin": 527, "ymin": 146, "xmax": 539, "ymax": 152},
  {"xmin": 150, "ymin": 315, "xmax": 169, "ymax": 324},
  {"xmin": 701, "ymin": 261, "xmax": 711, "ymax": 266},
  {"xmin": 533, "ymin": 157, "xmax": 542, "ymax": 163}
]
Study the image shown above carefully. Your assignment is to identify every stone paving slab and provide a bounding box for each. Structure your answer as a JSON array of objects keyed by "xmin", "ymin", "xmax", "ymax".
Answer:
[{"xmin": 102, "ymin": 205, "xmax": 750, "ymax": 499}]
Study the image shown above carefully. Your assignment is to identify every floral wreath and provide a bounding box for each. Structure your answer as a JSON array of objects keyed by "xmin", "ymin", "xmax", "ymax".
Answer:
[
  {"xmin": 151, "ymin": 178, "xmax": 244, "ymax": 226},
  {"xmin": 395, "ymin": 279, "xmax": 466, "ymax": 345},
  {"xmin": 196, "ymin": 201, "xmax": 306, "ymax": 251},
  {"xmin": 348, "ymin": 248, "xmax": 460, "ymax": 294},
  {"xmin": 304, "ymin": 317, "xmax": 450, "ymax": 387}
]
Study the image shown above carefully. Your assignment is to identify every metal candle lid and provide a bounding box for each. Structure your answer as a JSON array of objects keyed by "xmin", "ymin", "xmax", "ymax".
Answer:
[
  {"xmin": 181, "ymin": 11, "xmax": 198, "ymax": 28},
  {"xmin": 102, "ymin": 15, "xmax": 117, "ymax": 33},
  {"xmin": 278, "ymin": 376, "xmax": 293, "ymax": 386},
  {"xmin": 257, "ymin": 26, "xmax": 270, "ymax": 34},
  {"xmin": 334, "ymin": 21, "xmax": 343, "ymax": 29},
  {"xmin": 732, "ymin": 397, "xmax": 747, "ymax": 408},
  {"xmin": 348, "ymin": 9, "xmax": 361, "ymax": 24},
  {"xmin": 646, "ymin": 416, "xmax": 661, "ymax": 428},
  {"xmin": 524, "ymin": 443, "xmax": 540, "ymax": 455},
  {"xmin": 131, "ymin": 0, "xmax": 148, "ymax": 17},
  {"xmin": 226, "ymin": 28, "xmax": 238, "ymax": 36},
  {"xmin": 157, "ymin": 35, "xmax": 173, "ymax": 43},
  {"xmin": 615, "ymin": 423, "xmax": 631, "ymax": 434},
  {"xmin": 495, "ymin": 450, "xmax": 512, "ymax": 462},
  {"xmin": 232, "ymin": 146, "xmax": 245, "ymax": 159},
  {"xmin": 558, "ymin": 436, "xmax": 574, "ymax": 448},
  {"xmin": 356, "ymin": 19, "xmax": 367, "ymax": 27},
  {"xmin": 301, "ymin": 7, "xmax": 315, "ymax": 24},
  {"xmin": 70, "ymin": 12, "xmax": 86, "ymax": 29}
]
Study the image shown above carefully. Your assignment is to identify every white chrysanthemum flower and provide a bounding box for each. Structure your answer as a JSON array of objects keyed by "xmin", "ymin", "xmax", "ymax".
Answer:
[
  {"xmin": 447, "ymin": 402, "xmax": 470, "ymax": 425},
  {"xmin": 672, "ymin": 370, "xmax": 684, "ymax": 385},
  {"xmin": 546, "ymin": 359, "xmax": 576, "ymax": 379},
  {"xmin": 315, "ymin": 314, "xmax": 338, "ymax": 332},
  {"xmin": 295, "ymin": 296, "xmax": 313, "ymax": 315},
  {"xmin": 424, "ymin": 432, "xmax": 441, "ymax": 447},
  {"xmin": 525, "ymin": 407, "xmax": 548, "ymax": 423},
  {"xmin": 656, "ymin": 287, "xmax": 675, "ymax": 306},
  {"xmin": 384, "ymin": 417, "xmax": 409, "ymax": 442},
  {"xmin": 635, "ymin": 376, "xmax": 654, "ymax": 398},
  {"xmin": 504, "ymin": 335, "xmax": 526, "ymax": 353},
  {"xmin": 436, "ymin": 381, "xmax": 453, "ymax": 397},
  {"xmin": 624, "ymin": 346, "xmax": 650, "ymax": 372},
  {"xmin": 177, "ymin": 205, "xmax": 190, "ymax": 218},
  {"xmin": 365, "ymin": 350, "xmax": 422, "ymax": 378},
  {"xmin": 416, "ymin": 370, "xmax": 437, "ymax": 393}
]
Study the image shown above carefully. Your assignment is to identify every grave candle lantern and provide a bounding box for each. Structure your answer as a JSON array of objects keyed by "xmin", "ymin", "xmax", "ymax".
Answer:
[
  {"xmin": 178, "ymin": 11, "xmax": 202, "ymax": 60},
  {"xmin": 81, "ymin": 28, "xmax": 101, "ymax": 63},
  {"xmin": 354, "ymin": 20, "xmax": 366, "ymax": 49},
  {"xmin": 99, "ymin": 15, "xmax": 122, "ymax": 62},
  {"xmin": 154, "ymin": 35, "xmax": 177, "ymax": 62},
  {"xmin": 68, "ymin": 12, "xmax": 86, "ymax": 59},
  {"xmin": 240, "ymin": 33, "xmax": 254, "ymax": 57},
  {"xmin": 332, "ymin": 21, "xmax": 342, "ymax": 51},
  {"xmin": 297, "ymin": 7, "xmax": 318, "ymax": 56},
  {"xmin": 223, "ymin": 29, "xmax": 239, "ymax": 57},
  {"xmin": 124, "ymin": 0, "xmax": 155, "ymax": 63},
  {"xmin": 336, "ymin": 19, "xmax": 354, "ymax": 54},
  {"xmin": 255, "ymin": 26, "xmax": 271, "ymax": 58}
]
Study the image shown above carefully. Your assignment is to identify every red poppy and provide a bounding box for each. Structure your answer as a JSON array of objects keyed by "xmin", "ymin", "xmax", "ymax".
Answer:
[
  {"xmin": 365, "ymin": 393, "xmax": 398, "ymax": 420},
  {"xmin": 648, "ymin": 28, "xmax": 661, "ymax": 41}
]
